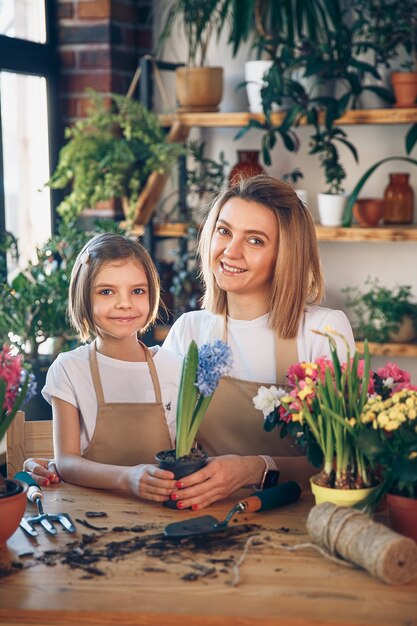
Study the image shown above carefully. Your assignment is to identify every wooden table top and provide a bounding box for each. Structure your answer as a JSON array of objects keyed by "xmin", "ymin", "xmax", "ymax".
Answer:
[{"xmin": 0, "ymin": 482, "xmax": 416, "ymax": 626}]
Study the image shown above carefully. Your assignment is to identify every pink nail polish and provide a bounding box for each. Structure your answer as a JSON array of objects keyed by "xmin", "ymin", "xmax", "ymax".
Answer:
[
  {"xmin": 177, "ymin": 501, "xmax": 184, "ymax": 509},
  {"xmin": 170, "ymin": 492, "xmax": 179, "ymax": 500},
  {"xmin": 191, "ymin": 504, "xmax": 199, "ymax": 511},
  {"xmin": 176, "ymin": 481, "xmax": 184, "ymax": 489}
]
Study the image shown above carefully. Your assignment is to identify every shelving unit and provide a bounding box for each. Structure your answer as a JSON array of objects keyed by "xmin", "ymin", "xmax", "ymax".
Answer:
[
  {"xmin": 148, "ymin": 107, "xmax": 417, "ymax": 355},
  {"xmin": 159, "ymin": 108, "xmax": 417, "ymax": 129}
]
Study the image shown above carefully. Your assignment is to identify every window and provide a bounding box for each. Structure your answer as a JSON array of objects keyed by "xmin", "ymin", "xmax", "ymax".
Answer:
[{"xmin": 0, "ymin": 0, "xmax": 58, "ymax": 275}]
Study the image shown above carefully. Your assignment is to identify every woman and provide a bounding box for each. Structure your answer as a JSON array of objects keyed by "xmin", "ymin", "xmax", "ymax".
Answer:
[
  {"xmin": 24, "ymin": 177, "xmax": 355, "ymax": 508},
  {"xmin": 162, "ymin": 176, "xmax": 354, "ymax": 509}
]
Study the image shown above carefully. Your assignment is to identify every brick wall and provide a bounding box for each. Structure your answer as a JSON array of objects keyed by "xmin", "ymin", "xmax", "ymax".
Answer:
[{"xmin": 55, "ymin": 0, "xmax": 153, "ymax": 126}]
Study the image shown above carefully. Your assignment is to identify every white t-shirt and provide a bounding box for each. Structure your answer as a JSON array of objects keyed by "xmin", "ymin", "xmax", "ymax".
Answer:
[
  {"xmin": 42, "ymin": 344, "xmax": 182, "ymax": 453},
  {"xmin": 163, "ymin": 306, "xmax": 355, "ymax": 383}
]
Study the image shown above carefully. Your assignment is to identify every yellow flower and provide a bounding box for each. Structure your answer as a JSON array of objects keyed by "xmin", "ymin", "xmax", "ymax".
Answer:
[
  {"xmin": 377, "ymin": 413, "xmax": 389, "ymax": 427},
  {"xmin": 385, "ymin": 420, "xmax": 400, "ymax": 432},
  {"xmin": 303, "ymin": 363, "xmax": 318, "ymax": 377},
  {"xmin": 348, "ymin": 417, "xmax": 356, "ymax": 427},
  {"xmin": 291, "ymin": 412, "xmax": 304, "ymax": 423},
  {"xmin": 298, "ymin": 385, "xmax": 314, "ymax": 401},
  {"xmin": 408, "ymin": 409, "xmax": 417, "ymax": 420},
  {"xmin": 409, "ymin": 451, "xmax": 417, "ymax": 460}
]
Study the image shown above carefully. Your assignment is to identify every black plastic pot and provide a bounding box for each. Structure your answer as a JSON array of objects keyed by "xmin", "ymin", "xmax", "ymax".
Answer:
[{"xmin": 155, "ymin": 448, "xmax": 208, "ymax": 510}]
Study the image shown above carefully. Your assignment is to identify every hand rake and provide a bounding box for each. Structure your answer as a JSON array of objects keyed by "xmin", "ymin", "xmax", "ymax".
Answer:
[{"xmin": 15, "ymin": 471, "xmax": 76, "ymax": 537}]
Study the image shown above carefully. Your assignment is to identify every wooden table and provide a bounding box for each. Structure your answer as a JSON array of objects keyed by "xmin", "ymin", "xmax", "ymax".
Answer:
[{"xmin": 0, "ymin": 483, "xmax": 416, "ymax": 626}]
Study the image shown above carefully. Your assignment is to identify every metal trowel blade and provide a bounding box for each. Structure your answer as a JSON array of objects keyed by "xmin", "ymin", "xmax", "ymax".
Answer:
[{"xmin": 164, "ymin": 514, "xmax": 221, "ymax": 538}]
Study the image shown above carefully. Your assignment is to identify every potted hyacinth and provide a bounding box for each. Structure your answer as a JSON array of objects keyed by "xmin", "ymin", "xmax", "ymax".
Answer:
[
  {"xmin": 0, "ymin": 345, "xmax": 37, "ymax": 546},
  {"xmin": 156, "ymin": 339, "xmax": 232, "ymax": 506},
  {"xmin": 253, "ymin": 327, "xmax": 416, "ymax": 508}
]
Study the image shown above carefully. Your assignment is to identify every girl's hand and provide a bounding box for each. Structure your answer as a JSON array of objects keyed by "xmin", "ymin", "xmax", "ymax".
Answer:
[
  {"xmin": 22, "ymin": 458, "xmax": 61, "ymax": 487},
  {"xmin": 124, "ymin": 464, "xmax": 177, "ymax": 502},
  {"xmin": 166, "ymin": 455, "xmax": 264, "ymax": 510}
]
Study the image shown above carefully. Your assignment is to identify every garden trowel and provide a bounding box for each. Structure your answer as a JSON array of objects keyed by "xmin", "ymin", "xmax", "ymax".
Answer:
[{"xmin": 163, "ymin": 481, "xmax": 301, "ymax": 538}]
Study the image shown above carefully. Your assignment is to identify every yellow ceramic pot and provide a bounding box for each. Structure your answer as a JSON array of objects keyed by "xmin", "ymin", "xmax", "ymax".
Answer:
[{"xmin": 310, "ymin": 475, "xmax": 377, "ymax": 507}]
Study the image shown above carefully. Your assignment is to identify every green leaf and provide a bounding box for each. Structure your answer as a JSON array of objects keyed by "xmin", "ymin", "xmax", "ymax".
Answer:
[
  {"xmin": 406, "ymin": 124, "xmax": 417, "ymax": 154},
  {"xmin": 175, "ymin": 341, "xmax": 199, "ymax": 458}
]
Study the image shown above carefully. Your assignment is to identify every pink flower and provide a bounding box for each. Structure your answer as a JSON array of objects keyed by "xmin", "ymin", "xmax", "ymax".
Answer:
[
  {"xmin": 395, "ymin": 382, "xmax": 417, "ymax": 392},
  {"xmin": 0, "ymin": 344, "xmax": 24, "ymax": 413},
  {"xmin": 287, "ymin": 362, "xmax": 306, "ymax": 386},
  {"xmin": 377, "ymin": 362, "xmax": 411, "ymax": 385}
]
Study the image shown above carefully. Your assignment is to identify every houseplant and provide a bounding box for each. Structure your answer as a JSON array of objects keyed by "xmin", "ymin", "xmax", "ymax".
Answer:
[
  {"xmin": 253, "ymin": 327, "xmax": 415, "ymax": 507},
  {"xmin": 343, "ymin": 278, "xmax": 417, "ymax": 344},
  {"xmin": 0, "ymin": 345, "xmax": 37, "ymax": 546},
  {"xmin": 157, "ymin": 0, "xmax": 229, "ymax": 111},
  {"xmin": 357, "ymin": 387, "xmax": 417, "ymax": 541},
  {"xmin": 47, "ymin": 90, "xmax": 183, "ymax": 227},
  {"xmin": 156, "ymin": 339, "xmax": 232, "ymax": 506}
]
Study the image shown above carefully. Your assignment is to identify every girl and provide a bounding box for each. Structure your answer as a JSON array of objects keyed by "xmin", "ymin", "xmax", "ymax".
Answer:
[
  {"xmin": 162, "ymin": 176, "xmax": 355, "ymax": 508},
  {"xmin": 34, "ymin": 233, "xmax": 181, "ymax": 501}
]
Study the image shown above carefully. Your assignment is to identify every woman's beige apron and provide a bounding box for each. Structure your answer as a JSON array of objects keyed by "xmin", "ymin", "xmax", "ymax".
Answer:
[
  {"xmin": 198, "ymin": 324, "xmax": 303, "ymax": 458},
  {"xmin": 82, "ymin": 342, "xmax": 172, "ymax": 466}
]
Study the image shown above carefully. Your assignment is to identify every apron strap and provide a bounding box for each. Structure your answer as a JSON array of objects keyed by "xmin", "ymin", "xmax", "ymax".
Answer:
[
  {"xmin": 222, "ymin": 314, "xmax": 298, "ymax": 384},
  {"xmin": 89, "ymin": 341, "xmax": 105, "ymax": 406},
  {"xmin": 89, "ymin": 341, "xmax": 163, "ymax": 405},
  {"xmin": 140, "ymin": 342, "xmax": 162, "ymax": 404}
]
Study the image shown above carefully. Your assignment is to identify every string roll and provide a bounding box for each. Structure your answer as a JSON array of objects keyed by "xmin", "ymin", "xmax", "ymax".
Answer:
[{"xmin": 306, "ymin": 502, "xmax": 417, "ymax": 584}]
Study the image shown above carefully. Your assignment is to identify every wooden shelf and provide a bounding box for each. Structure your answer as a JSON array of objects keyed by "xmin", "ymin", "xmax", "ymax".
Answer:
[
  {"xmin": 160, "ymin": 108, "xmax": 417, "ymax": 129},
  {"xmin": 315, "ymin": 225, "xmax": 417, "ymax": 242},
  {"xmin": 356, "ymin": 341, "xmax": 417, "ymax": 357},
  {"xmin": 153, "ymin": 222, "xmax": 189, "ymax": 237}
]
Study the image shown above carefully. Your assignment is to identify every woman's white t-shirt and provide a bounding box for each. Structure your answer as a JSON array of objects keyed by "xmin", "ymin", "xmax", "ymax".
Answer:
[
  {"xmin": 42, "ymin": 344, "xmax": 182, "ymax": 453},
  {"xmin": 163, "ymin": 306, "xmax": 355, "ymax": 383}
]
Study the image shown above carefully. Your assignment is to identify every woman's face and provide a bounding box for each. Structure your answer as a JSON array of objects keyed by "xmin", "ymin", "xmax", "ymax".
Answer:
[{"xmin": 210, "ymin": 197, "xmax": 279, "ymax": 301}]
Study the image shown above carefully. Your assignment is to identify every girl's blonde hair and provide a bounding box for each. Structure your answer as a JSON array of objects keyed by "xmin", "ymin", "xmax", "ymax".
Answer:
[
  {"xmin": 198, "ymin": 175, "xmax": 324, "ymax": 339},
  {"xmin": 68, "ymin": 233, "xmax": 160, "ymax": 341}
]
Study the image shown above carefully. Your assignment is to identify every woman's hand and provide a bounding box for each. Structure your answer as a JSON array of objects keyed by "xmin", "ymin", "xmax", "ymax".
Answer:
[
  {"xmin": 123, "ymin": 464, "xmax": 177, "ymax": 502},
  {"xmin": 167, "ymin": 455, "xmax": 264, "ymax": 510},
  {"xmin": 22, "ymin": 458, "xmax": 60, "ymax": 487}
]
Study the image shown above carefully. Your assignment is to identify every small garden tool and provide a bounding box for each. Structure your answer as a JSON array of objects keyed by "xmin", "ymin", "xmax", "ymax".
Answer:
[
  {"xmin": 15, "ymin": 471, "xmax": 76, "ymax": 537},
  {"xmin": 164, "ymin": 481, "xmax": 301, "ymax": 538}
]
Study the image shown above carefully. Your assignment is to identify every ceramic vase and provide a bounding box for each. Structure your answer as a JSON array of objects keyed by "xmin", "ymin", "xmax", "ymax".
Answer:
[
  {"xmin": 0, "ymin": 479, "xmax": 28, "ymax": 547},
  {"xmin": 229, "ymin": 150, "xmax": 265, "ymax": 187},
  {"xmin": 310, "ymin": 475, "xmax": 378, "ymax": 508},
  {"xmin": 387, "ymin": 493, "xmax": 417, "ymax": 543},
  {"xmin": 383, "ymin": 173, "xmax": 414, "ymax": 224}
]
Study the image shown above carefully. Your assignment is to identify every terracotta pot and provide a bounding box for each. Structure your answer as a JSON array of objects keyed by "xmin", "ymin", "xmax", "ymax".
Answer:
[
  {"xmin": 310, "ymin": 475, "xmax": 378, "ymax": 508},
  {"xmin": 391, "ymin": 72, "xmax": 417, "ymax": 108},
  {"xmin": 0, "ymin": 479, "xmax": 28, "ymax": 547},
  {"xmin": 156, "ymin": 448, "xmax": 208, "ymax": 509},
  {"xmin": 387, "ymin": 493, "xmax": 417, "ymax": 542},
  {"xmin": 175, "ymin": 67, "xmax": 223, "ymax": 112},
  {"xmin": 388, "ymin": 316, "xmax": 417, "ymax": 343},
  {"xmin": 353, "ymin": 198, "xmax": 385, "ymax": 226},
  {"xmin": 229, "ymin": 150, "xmax": 266, "ymax": 187}
]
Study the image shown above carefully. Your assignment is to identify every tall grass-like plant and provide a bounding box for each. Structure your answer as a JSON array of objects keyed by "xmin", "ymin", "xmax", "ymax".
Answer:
[{"xmin": 175, "ymin": 339, "xmax": 232, "ymax": 458}]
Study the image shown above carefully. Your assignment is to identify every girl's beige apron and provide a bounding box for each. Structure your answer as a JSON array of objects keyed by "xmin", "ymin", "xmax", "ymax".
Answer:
[
  {"xmin": 198, "ymin": 329, "xmax": 303, "ymax": 458},
  {"xmin": 82, "ymin": 342, "xmax": 172, "ymax": 466}
]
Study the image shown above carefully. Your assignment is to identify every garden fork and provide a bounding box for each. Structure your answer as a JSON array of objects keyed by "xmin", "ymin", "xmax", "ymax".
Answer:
[{"xmin": 15, "ymin": 471, "xmax": 76, "ymax": 537}]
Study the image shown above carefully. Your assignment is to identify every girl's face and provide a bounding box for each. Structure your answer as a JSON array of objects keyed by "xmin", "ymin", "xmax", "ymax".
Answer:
[
  {"xmin": 92, "ymin": 258, "xmax": 150, "ymax": 342},
  {"xmin": 210, "ymin": 197, "xmax": 279, "ymax": 301}
]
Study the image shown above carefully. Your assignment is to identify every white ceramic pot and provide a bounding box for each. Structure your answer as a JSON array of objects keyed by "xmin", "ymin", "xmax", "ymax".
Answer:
[
  {"xmin": 317, "ymin": 193, "xmax": 347, "ymax": 227},
  {"xmin": 245, "ymin": 60, "xmax": 277, "ymax": 113}
]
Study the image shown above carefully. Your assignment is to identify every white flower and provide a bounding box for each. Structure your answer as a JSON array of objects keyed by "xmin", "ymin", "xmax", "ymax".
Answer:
[
  {"xmin": 253, "ymin": 385, "xmax": 287, "ymax": 418},
  {"xmin": 382, "ymin": 376, "xmax": 395, "ymax": 389}
]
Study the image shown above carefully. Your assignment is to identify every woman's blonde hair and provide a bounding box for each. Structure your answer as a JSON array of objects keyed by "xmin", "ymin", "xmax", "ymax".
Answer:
[
  {"xmin": 198, "ymin": 175, "xmax": 324, "ymax": 338},
  {"xmin": 68, "ymin": 233, "xmax": 161, "ymax": 341}
]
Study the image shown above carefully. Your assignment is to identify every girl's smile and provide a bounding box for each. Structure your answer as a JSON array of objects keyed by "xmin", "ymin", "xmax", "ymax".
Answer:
[{"xmin": 92, "ymin": 258, "xmax": 150, "ymax": 350}]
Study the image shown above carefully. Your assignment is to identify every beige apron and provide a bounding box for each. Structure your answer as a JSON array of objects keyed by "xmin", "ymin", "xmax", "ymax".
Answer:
[
  {"xmin": 198, "ymin": 322, "xmax": 303, "ymax": 458},
  {"xmin": 82, "ymin": 342, "xmax": 172, "ymax": 466}
]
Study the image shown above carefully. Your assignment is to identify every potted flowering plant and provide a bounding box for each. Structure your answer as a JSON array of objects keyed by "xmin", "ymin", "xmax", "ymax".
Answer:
[
  {"xmin": 357, "ymin": 383, "xmax": 417, "ymax": 541},
  {"xmin": 0, "ymin": 345, "xmax": 37, "ymax": 546},
  {"xmin": 253, "ymin": 328, "xmax": 415, "ymax": 507},
  {"xmin": 156, "ymin": 339, "xmax": 232, "ymax": 506}
]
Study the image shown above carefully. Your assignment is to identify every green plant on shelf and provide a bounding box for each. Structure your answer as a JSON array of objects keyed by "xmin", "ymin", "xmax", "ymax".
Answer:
[{"xmin": 342, "ymin": 277, "xmax": 417, "ymax": 344}]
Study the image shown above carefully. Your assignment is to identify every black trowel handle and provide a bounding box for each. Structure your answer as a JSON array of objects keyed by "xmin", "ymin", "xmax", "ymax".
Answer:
[{"xmin": 242, "ymin": 481, "xmax": 301, "ymax": 513}]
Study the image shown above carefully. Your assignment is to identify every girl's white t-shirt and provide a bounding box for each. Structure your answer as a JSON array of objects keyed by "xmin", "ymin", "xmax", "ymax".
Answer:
[
  {"xmin": 42, "ymin": 344, "xmax": 182, "ymax": 453},
  {"xmin": 163, "ymin": 305, "xmax": 355, "ymax": 383}
]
